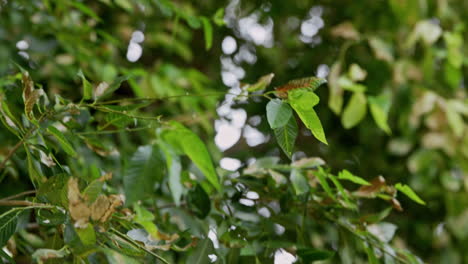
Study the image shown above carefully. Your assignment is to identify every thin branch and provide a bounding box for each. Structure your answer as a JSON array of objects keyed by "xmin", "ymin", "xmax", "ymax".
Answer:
[
  {"xmin": 0, "ymin": 190, "xmax": 36, "ymax": 201},
  {"xmin": 0, "ymin": 200, "xmax": 46, "ymax": 207},
  {"xmin": 0, "ymin": 138, "xmax": 26, "ymax": 171}
]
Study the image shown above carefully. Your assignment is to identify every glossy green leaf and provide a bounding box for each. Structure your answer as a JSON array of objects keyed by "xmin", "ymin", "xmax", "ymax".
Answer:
[
  {"xmin": 368, "ymin": 94, "xmax": 392, "ymax": 134},
  {"xmin": 47, "ymin": 126, "xmax": 77, "ymax": 157},
  {"xmin": 341, "ymin": 92, "xmax": 367, "ymax": 129},
  {"xmin": 395, "ymin": 183, "xmax": 426, "ymax": 205},
  {"xmin": 338, "ymin": 169, "xmax": 370, "ymax": 185},
  {"xmin": 266, "ymin": 99, "xmax": 293, "ymax": 129},
  {"xmin": 162, "ymin": 121, "xmax": 220, "ymax": 190},
  {"xmin": 274, "ymin": 114, "xmax": 298, "ymax": 158},
  {"xmin": 134, "ymin": 203, "xmax": 159, "ymax": 239},
  {"xmin": 76, "ymin": 223, "xmax": 96, "ymax": 246},
  {"xmin": 124, "ymin": 145, "xmax": 163, "ymax": 205},
  {"xmin": 289, "ymin": 91, "xmax": 327, "ymax": 144}
]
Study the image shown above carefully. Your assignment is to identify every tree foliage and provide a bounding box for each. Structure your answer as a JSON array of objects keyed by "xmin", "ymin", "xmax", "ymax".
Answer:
[{"xmin": 0, "ymin": 0, "xmax": 467, "ymax": 263}]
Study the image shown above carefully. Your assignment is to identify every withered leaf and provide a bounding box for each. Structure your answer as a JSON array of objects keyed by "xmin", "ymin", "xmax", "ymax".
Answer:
[
  {"xmin": 354, "ymin": 176, "xmax": 387, "ymax": 198},
  {"xmin": 22, "ymin": 72, "xmax": 45, "ymax": 120},
  {"xmin": 68, "ymin": 178, "xmax": 91, "ymax": 228}
]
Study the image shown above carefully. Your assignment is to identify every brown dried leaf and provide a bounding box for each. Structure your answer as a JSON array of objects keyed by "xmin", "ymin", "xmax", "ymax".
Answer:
[
  {"xmin": 22, "ymin": 72, "xmax": 44, "ymax": 120},
  {"xmin": 354, "ymin": 176, "xmax": 386, "ymax": 198},
  {"xmin": 67, "ymin": 178, "xmax": 90, "ymax": 227}
]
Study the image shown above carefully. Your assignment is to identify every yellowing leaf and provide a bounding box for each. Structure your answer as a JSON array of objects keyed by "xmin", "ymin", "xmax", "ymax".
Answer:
[{"xmin": 341, "ymin": 92, "xmax": 367, "ymax": 129}]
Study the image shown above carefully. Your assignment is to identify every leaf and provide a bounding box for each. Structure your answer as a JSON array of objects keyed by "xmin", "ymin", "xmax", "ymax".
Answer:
[
  {"xmin": 274, "ymin": 115, "xmax": 298, "ymax": 158},
  {"xmin": 162, "ymin": 121, "xmax": 220, "ymax": 190},
  {"xmin": 266, "ymin": 99, "xmax": 293, "ymax": 129},
  {"xmin": 134, "ymin": 204, "xmax": 159, "ymax": 239},
  {"xmin": 70, "ymin": 1, "xmax": 102, "ymax": 21},
  {"xmin": 75, "ymin": 223, "xmax": 96, "ymax": 246},
  {"xmin": 290, "ymin": 169, "xmax": 309, "ymax": 195},
  {"xmin": 341, "ymin": 92, "xmax": 367, "ymax": 129},
  {"xmin": 160, "ymin": 142, "xmax": 183, "ymax": 206},
  {"xmin": 186, "ymin": 238, "xmax": 215, "ymax": 264},
  {"xmin": 124, "ymin": 145, "xmax": 164, "ymax": 205},
  {"xmin": 446, "ymin": 103, "xmax": 464, "ymax": 138},
  {"xmin": 338, "ymin": 169, "xmax": 370, "ymax": 185},
  {"xmin": 328, "ymin": 62, "xmax": 344, "ymax": 114},
  {"xmin": 288, "ymin": 91, "xmax": 327, "ymax": 144},
  {"xmin": 244, "ymin": 73, "xmax": 275, "ymax": 92},
  {"xmin": 94, "ymin": 75, "xmax": 130, "ymax": 100},
  {"xmin": 187, "ymin": 184, "xmax": 211, "ymax": 219},
  {"xmin": 368, "ymin": 94, "xmax": 392, "ymax": 134},
  {"xmin": 212, "ymin": 8, "xmax": 225, "ymax": 26},
  {"xmin": 32, "ymin": 247, "xmax": 69, "ymax": 263},
  {"xmin": 104, "ymin": 249, "xmax": 140, "ymax": 264},
  {"xmin": 348, "ymin": 64, "xmax": 367, "ymax": 81},
  {"xmin": 362, "ymin": 242, "xmax": 379, "ymax": 264},
  {"xmin": 296, "ymin": 248, "xmax": 335, "ymax": 262},
  {"xmin": 21, "ymin": 71, "xmax": 45, "ymax": 120},
  {"xmin": 201, "ymin": 17, "xmax": 213, "ymax": 50},
  {"xmin": 367, "ymin": 222, "xmax": 398, "ymax": 243},
  {"xmin": 395, "ymin": 183, "xmax": 426, "ymax": 205},
  {"xmin": 0, "ymin": 209, "xmax": 20, "ymax": 247},
  {"xmin": 47, "ymin": 126, "xmax": 77, "ymax": 157},
  {"xmin": 315, "ymin": 169, "xmax": 334, "ymax": 199},
  {"xmin": 77, "ymin": 69, "xmax": 92, "ymax": 100},
  {"xmin": 369, "ymin": 37, "xmax": 394, "ymax": 63}
]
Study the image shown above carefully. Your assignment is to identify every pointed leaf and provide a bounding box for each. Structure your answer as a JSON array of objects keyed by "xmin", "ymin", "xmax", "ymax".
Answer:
[
  {"xmin": 338, "ymin": 169, "xmax": 370, "ymax": 185},
  {"xmin": 290, "ymin": 169, "xmax": 309, "ymax": 195},
  {"xmin": 245, "ymin": 73, "xmax": 275, "ymax": 92},
  {"xmin": 77, "ymin": 69, "xmax": 92, "ymax": 100},
  {"xmin": 201, "ymin": 17, "xmax": 213, "ymax": 50},
  {"xmin": 186, "ymin": 238, "xmax": 215, "ymax": 264},
  {"xmin": 47, "ymin": 126, "xmax": 77, "ymax": 157},
  {"xmin": 160, "ymin": 142, "xmax": 183, "ymax": 205},
  {"xmin": 368, "ymin": 94, "xmax": 392, "ymax": 134},
  {"xmin": 274, "ymin": 115, "xmax": 298, "ymax": 158},
  {"xmin": 162, "ymin": 121, "xmax": 220, "ymax": 190},
  {"xmin": 395, "ymin": 183, "xmax": 426, "ymax": 205},
  {"xmin": 289, "ymin": 91, "xmax": 327, "ymax": 144},
  {"xmin": 266, "ymin": 99, "xmax": 293, "ymax": 129}
]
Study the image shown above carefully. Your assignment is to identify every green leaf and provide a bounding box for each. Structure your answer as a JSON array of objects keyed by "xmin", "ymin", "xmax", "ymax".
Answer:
[
  {"xmin": 296, "ymin": 248, "xmax": 335, "ymax": 262},
  {"xmin": 289, "ymin": 91, "xmax": 327, "ymax": 144},
  {"xmin": 212, "ymin": 8, "xmax": 225, "ymax": 26},
  {"xmin": 266, "ymin": 99, "xmax": 293, "ymax": 129},
  {"xmin": 82, "ymin": 179, "xmax": 104, "ymax": 203},
  {"xmin": 77, "ymin": 69, "xmax": 92, "ymax": 100},
  {"xmin": 160, "ymin": 142, "xmax": 183, "ymax": 206},
  {"xmin": 315, "ymin": 168, "xmax": 334, "ymax": 199},
  {"xmin": 187, "ymin": 184, "xmax": 211, "ymax": 219},
  {"xmin": 76, "ymin": 223, "xmax": 96, "ymax": 246},
  {"xmin": 134, "ymin": 204, "xmax": 159, "ymax": 239},
  {"xmin": 290, "ymin": 169, "xmax": 309, "ymax": 195},
  {"xmin": 186, "ymin": 238, "xmax": 215, "ymax": 264},
  {"xmin": 274, "ymin": 114, "xmax": 298, "ymax": 158},
  {"xmin": 70, "ymin": 1, "xmax": 102, "ymax": 21},
  {"xmin": 124, "ymin": 145, "xmax": 163, "ymax": 205},
  {"xmin": 341, "ymin": 92, "xmax": 367, "ymax": 129},
  {"xmin": 338, "ymin": 169, "xmax": 370, "ymax": 185},
  {"xmin": 201, "ymin": 17, "xmax": 213, "ymax": 50},
  {"xmin": 395, "ymin": 183, "xmax": 426, "ymax": 205},
  {"xmin": 368, "ymin": 94, "xmax": 392, "ymax": 134},
  {"xmin": 162, "ymin": 121, "xmax": 220, "ymax": 190},
  {"xmin": 47, "ymin": 126, "xmax": 77, "ymax": 157},
  {"xmin": 446, "ymin": 103, "xmax": 464, "ymax": 138},
  {"xmin": 362, "ymin": 242, "xmax": 379, "ymax": 264},
  {"xmin": 0, "ymin": 209, "xmax": 20, "ymax": 247},
  {"xmin": 245, "ymin": 73, "xmax": 275, "ymax": 92}
]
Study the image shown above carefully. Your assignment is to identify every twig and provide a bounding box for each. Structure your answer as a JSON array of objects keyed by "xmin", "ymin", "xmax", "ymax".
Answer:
[
  {"xmin": 0, "ymin": 200, "xmax": 45, "ymax": 207},
  {"xmin": 0, "ymin": 190, "xmax": 37, "ymax": 201},
  {"xmin": 0, "ymin": 139, "xmax": 25, "ymax": 171}
]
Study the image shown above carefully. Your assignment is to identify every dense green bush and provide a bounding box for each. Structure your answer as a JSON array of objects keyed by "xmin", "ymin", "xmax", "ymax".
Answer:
[{"xmin": 0, "ymin": 0, "xmax": 467, "ymax": 263}]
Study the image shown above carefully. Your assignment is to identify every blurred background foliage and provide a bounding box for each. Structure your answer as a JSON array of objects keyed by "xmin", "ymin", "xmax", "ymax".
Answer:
[{"xmin": 0, "ymin": 0, "xmax": 467, "ymax": 263}]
